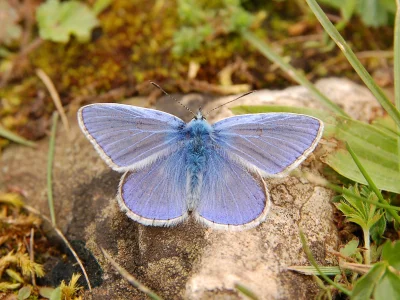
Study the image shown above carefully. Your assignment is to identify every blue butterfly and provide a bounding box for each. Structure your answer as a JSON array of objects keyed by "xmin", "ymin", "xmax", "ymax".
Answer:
[{"xmin": 78, "ymin": 98, "xmax": 323, "ymax": 230}]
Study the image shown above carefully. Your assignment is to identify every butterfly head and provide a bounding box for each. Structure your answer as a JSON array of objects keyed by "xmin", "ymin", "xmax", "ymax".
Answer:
[{"xmin": 193, "ymin": 109, "xmax": 206, "ymax": 121}]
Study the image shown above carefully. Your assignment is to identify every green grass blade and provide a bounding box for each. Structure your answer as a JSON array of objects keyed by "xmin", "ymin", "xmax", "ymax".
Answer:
[
  {"xmin": 299, "ymin": 230, "xmax": 352, "ymax": 296},
  {"xmin": 395, "ymin": 1, "xmax": 400, "ymax": 112},
  {"xmin": 345, "ymin": 142, "xmax": 400, "ymax": 225},
  {"xmin": 394, "ymin": 1, "xmax": 400, "ymax": 169},
  {"xmin": 306, "ymin": 0, "xmax": 400, "ymax": 128},
  {"xmin": 0, "ymin": 125, "xmax": 36, "ymax": 147},
  {"xmin": 241, "ymin": 30, "xmax": 348, "ymax": 117},
  {"xmin": 235, "ymin": 283, "xmax": 260, "ymax": 300},
  {"xmin": 47, "ymin": 112, "xmax": 58, "ymax": 226},
  {"xmin": 287, "ymin": 265, "xmax": 342, "ymax": 276}
]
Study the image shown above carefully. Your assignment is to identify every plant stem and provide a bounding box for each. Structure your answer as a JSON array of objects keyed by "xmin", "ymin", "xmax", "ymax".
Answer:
[
  {"xmin": 47, "ymin": 112, "xmax": 58, "ymax": 226},
  {"xmin": 363, "ymin": 228, "xmax": 371, "ymax": 265},
  {"xmin": 242, "ymin": 30, "xmax": 348, "ymax": 117}
]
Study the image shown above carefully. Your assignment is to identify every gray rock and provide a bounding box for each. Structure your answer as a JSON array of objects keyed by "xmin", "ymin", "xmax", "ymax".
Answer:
[{"xmin": 0, "ymin": 78, "xmax": 379, "ymax": 299}]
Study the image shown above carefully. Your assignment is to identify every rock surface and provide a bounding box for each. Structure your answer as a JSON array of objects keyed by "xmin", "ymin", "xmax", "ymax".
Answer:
[{"xmin": 0, "ymin": 78, "xmax": 380, "ymax": 299}]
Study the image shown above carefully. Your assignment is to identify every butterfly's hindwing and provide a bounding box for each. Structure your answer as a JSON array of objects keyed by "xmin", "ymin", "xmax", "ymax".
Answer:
[
  {"xmin": 194, "ymin": 150, "xmax": 270, "ymax": 230},
  {"xmin": 118, "ymin": 148, "xmax": 188, "ymax": 226}
]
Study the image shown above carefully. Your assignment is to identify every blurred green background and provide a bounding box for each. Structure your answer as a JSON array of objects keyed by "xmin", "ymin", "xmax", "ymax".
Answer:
[{"xmin": 0, "ymin": 0, "xmax": 396, "ymax": 147}]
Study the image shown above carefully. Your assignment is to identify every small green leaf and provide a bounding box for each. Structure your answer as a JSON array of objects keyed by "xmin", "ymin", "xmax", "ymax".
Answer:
[
  {"xmin": 382, "ymin": 240, "xmax": 400, "ymax": 270},
  {"xmin": 374, "ymin": 269, "xmax": 400, "ymax": 299},
  {"xmin": 351, "ymin": 262, "xmax": 386, "ymax": 300},
  {"xmin": 370, "ymin": 214, "xmax": 386, "ymax": 243},
  {"xmin": 50, "ymin": 287, "xmax": 62, "ymax": 300},
  {"xmin": 17, "ymin": 286, "xmax": 31, "ymax": 300},
  {"xmin": 93, "ymin": 0, "xmax": 112, "ymax": 15},
  {"xmin": 36, "ymin": 0, "xmax": 99, "ymax": 43},
  {"xmin": 39, "ymin": 287, "xmax": 55, "ymax": 298},
  {"xmin": 370, "ymin": 243, "xmax": 384, "ymax": 263},
  {"xmin": 6, "ymin": 269, "xmax": 24, "ymax": 283},
  {"xmin": 340, "ymin": 239, "xmax": 359, "ymax": 257}
]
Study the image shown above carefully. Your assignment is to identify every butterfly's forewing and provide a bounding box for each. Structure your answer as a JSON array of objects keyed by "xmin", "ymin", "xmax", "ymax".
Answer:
[
  {"xmin": 194, "ymin": 151, "xmax": 270, "ymax": 230},
  {"xmin": 78, "ymin": 104, "xmax": 186, "ymax": 172},
  {"xmin": 118, "ymin": 148, "xmax": 188, "ymax": 226},
  {"xmin": 212, "ymin": 113, "xmax": 323, "ymax": 176}
]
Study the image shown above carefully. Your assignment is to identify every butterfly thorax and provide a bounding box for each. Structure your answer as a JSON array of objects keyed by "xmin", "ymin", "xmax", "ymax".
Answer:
[{"xmin": 185, "ymin": 116, "xmax": 213, "ymax": 208}]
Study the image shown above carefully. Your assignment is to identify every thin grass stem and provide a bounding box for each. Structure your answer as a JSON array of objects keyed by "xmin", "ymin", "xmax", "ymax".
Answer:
[
  {"xmin": 101, "ymin": 248, "xmax": 162, "ymax": 300},
  {"xmin": 36, "ymin": 69, "xmax": 71, "ymax": 139},
  {"xmin": 0, "ymin": 125, "xmax": 36, "ymax": 147},
  {"xmin": 24, "ymin": 205, "xmax": 92, "ymax": 291},
  {"xmin": 305, "ymin": 0, "xmax": 400, "ymax": 128},
  {"xmin": 47, "ymin": 112, "xmax": 58, "ymax": 226},
  {"xmin": 242, "ymin": 30, "xmax": 348, "ymax": 117},
  {"xmin": 299, "ymin": 230, "xmax": 352, "ymax": 296}
]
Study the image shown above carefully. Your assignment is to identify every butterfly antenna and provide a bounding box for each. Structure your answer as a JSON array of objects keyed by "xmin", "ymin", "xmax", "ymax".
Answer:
[
  {"xmin": 150, "ymin": 82, "xmax": 196, "ymax": 117},
  {"xmin": 203, "ymin": 90, "xmax": 256, "ymax": 117}
]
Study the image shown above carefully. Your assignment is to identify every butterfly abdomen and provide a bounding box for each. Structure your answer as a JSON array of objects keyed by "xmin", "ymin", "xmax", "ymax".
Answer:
[{"xmin": 185, "ymin": 119, "xmax": 213, "ymax": 208}]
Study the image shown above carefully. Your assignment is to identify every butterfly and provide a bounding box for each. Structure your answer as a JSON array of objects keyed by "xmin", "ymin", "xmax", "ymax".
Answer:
[{"xmin": 78, "ymin": 96, "xmax": 323, "ymax": 230}]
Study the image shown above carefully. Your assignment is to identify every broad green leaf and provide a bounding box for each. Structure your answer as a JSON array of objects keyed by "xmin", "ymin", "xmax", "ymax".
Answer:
[
  {"xmin": 50, "ymin": 287, "xmax": 62, "ymax": 300},
  {"xmin": 325, "ymin": 151, "xmax": 400, "ymax": 194},
  {"xmin": 382, "ymin": 240, "xmax": 400, "ymax": 270},
  {"xmin": 357, "ymin": 0, "xmax": 390, "ymax": 27},
  {"xmin": 319, "ymin": 0, "xmax": 393, "ymax": 27},
  {"xmin": 93, "ymin": 0, "xmax": 112, "ymax": 15},
  {"xmin": 381, "ymin": 0, "xmax": 396, "ymax": 13},
  {"xmin": 17, "ymin": 286, "xmax": 31, "ymax": 300},
  {"xmin": 351, "ymin": 262, "xmax": 386, "ymax": 300},
  {"xmin": 323, "ymin": 117, "xmax": 400, "ymax": 193},
  {"xmin": 341, "ymin": 0, "xmax": 357, "ymax": 22},
  {"xmin": 374, "ymin": 269, "xmax": 400, "ymax": 300},
  {"xmin": 37, "ymin": 0, "xmax": 99, "ymax": 43}
]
